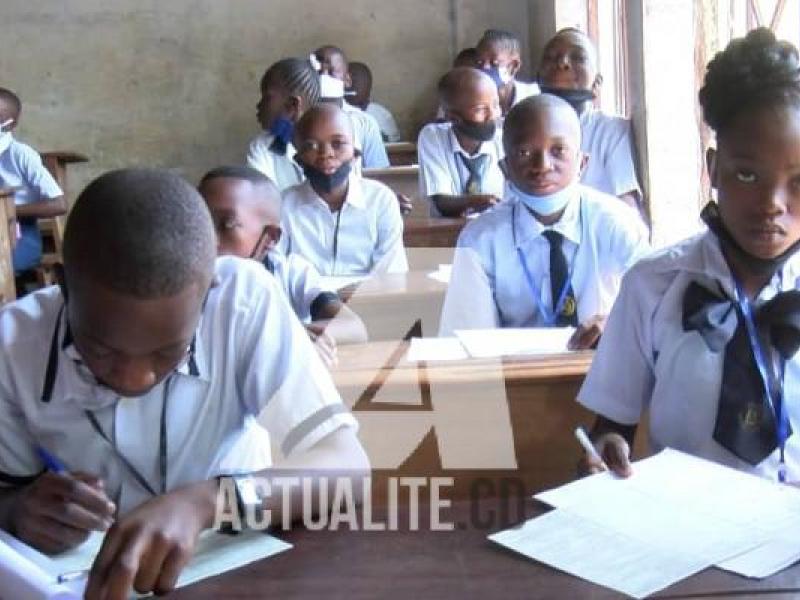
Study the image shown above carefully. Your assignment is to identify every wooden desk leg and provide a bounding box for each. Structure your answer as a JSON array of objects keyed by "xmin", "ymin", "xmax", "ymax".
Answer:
[{"xmin": 0, "ymin": 198, "xmax": 16, "ymax": 304}]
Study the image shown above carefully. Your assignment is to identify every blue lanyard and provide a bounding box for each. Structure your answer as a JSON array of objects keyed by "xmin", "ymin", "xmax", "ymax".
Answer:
[{"xmin": 734, "ymin": 282, "xmax": 790, "ymax": 482}]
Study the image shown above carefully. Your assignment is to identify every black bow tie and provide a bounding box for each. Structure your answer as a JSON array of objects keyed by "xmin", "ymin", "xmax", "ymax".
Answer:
[
  {"xmin": 269, "ymin": 136, "xmax": 288, "ymax": 156},
  {"xmin": 682, "ymin": 281, "xmax": 800, "ymax": 464}
]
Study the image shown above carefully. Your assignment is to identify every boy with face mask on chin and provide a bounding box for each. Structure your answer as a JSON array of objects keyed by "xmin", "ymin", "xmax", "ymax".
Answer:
[
  {"xmin": 280, "ymin": 103, "xmax": 408, "ymax": 276},
  {"xmin": 538, "ymin": 28, "xmax": 642, "ymax": 213},
  {"xmin": 439, "ymin": 94, "xmax": 649, "ymax": 349},
  {"xmin": 418, "ymin": 67, "xmax": 506, "ymax": 218}
]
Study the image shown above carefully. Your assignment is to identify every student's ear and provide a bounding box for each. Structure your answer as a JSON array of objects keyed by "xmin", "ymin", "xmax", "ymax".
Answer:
[
  {"xmin": 344, "ymin": 71, "xmax": 353, "ymax": 90},
  {"xmin": 591, "ymin": 73, "xmax": 603, "ymax": 97},
  {"xmin": 706, "ymin": 147, "xmax": 718, "ymax": 190},
  {"xmin": 508, "ymin": 58, "xmax": 521, "ymax": 78},
  {"xmin": 285, "ymin": 95, "xmax": 303, "ymax": 121}
]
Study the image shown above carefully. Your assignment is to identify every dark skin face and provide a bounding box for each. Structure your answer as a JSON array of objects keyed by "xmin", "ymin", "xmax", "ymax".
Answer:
[
  {"xmin": 66, "ymin": 276, "xmax": 208, "ymax": 398},
  {"xmin": 504, "ymin": 104, "xmax": 586, "ymax": 202},
  {"xmin": 346, "ymin": 68, "xmax": 371, "ymax": 110},
  {"xmin": 709, "ymin": 104, "xmax": 800, "ymax": 292},
  {"xmin": 315, "ymin": 48, "xmax": 351, "ymax": 86},
  {"xmin": 443, "ymin": 74, "xmax": 501, "ymax": 153},
  {"xmin": 202, "ymin": 177, "xmax": 281, "ymax": 261},
  {"xmin": 295, "ymin": 107, "xmax": 356, "ymax": 206},
  {"xmin": 0, "ymin": 98, "xmax": 19, "ymax": 130},
  {"xmin": 256, "ymin": 77, "xmax": 303, "ymax": 131},
  {"xmin": 538, "ymin": 31, "xmax": 601, "ymax": 94}
]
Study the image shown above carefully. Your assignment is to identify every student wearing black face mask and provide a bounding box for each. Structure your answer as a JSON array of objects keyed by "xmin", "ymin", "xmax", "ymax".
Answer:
[
  {"xmin": 538, "ymin": 28, "xmax": 643, "ymax": 214},
  {"xmin": 280, "ymin": 103, "xmax": 408, "ymax": 276},
  {"xmin": 418, "ymin": 67, "xmax": 506, "ymax": 217}
]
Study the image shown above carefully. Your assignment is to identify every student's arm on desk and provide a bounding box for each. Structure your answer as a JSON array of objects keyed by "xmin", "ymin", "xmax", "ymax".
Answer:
[
  {"xmin": 83, "ymin": 427, "xmax": 369, "ymax": 600},
  {"xmin": 430, "ymin": 193, "xmax": 499, "ymax": 218},
  {"xmin": 311, "ymin": 298, "xmax": 368, "ymax": 345},
  {"xmin": 15, "ymin": 195, "xmax": 67, "ymax": 219}
]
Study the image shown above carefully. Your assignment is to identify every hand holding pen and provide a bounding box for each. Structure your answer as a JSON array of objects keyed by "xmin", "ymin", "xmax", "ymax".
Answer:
[{"xmin": 8, "ymin": 447, "xmax": 116, "ymax": 554}]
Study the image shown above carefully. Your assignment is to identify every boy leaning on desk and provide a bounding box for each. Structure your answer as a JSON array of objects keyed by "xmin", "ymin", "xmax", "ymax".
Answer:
[{"xmin": 0, "ymin": 168, "xmax": 369, "ymax": 600}]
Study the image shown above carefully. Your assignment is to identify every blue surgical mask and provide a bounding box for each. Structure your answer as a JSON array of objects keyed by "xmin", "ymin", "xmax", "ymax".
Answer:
[
  {"xmin": 482, "ymin": 66, "xmax": 513, "ymax": 89},
  {"xmin": 269, "ymin": 116, "xmax": 294, "ymax": 155},
  {"xmin": 510, "ymin": 180, "xmax": 578, "ymax": 216}
]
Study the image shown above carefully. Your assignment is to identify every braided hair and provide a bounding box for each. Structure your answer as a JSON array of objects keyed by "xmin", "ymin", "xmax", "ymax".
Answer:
[{"xmin": 261, "ymin": 57, "xmax": 321, "ymax": 107}]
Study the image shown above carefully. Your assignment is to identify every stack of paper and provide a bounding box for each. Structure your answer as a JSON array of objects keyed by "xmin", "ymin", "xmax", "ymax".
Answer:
[
  {"xmin": 489, "ymin": 449, "xmax": 800, "ymax": 599},
  {"xmin": 0, "ymin": 527, "xmax": 291, "ymax": 599},
  {"xmin": 455, "ymin": 327, "xmax": 575, "ymax": 359},
  {"xmin": 406, "ymin": 337, "xmax": 469, "ymax": 362}
]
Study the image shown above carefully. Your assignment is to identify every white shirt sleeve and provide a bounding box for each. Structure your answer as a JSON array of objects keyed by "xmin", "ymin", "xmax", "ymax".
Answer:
[
  {"xmin": 372, "ymin": 186, "xmax": 408, "ymax": 274},
  {"xmin": 283, "ymin": 254, "xmax": 329, "ymax": 322},
  {"xmin": 438, "ymin": 241, "xmax": 500, "ymax": 336},
  {"xmin": 417, "ymin": 125, "xmax": 457, "ymax": 199},
  {"xmin": 604, "ymin": 119, "xmax": 641, "ymax": 197},
  {"xmin": 238, "ymin": 272, "xmax": 357, "ymax": 457},
  {"xmin": 577, "ymin": 263, "xmax": 659, "ymax": 425},
  {"xmin": 19, "ymin": 146, "xmax": 62, "ymax": 200},
  {"xmin": 246, "ymin": 135, "xmax": 278, "ymax": 182},
  {"xmin": 0, "ymin": 387, "xmax": 41, "ymax": 487}
]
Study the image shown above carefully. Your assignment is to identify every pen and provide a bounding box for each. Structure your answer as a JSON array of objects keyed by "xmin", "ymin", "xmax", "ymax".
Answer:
[
  {"xmin": 57, "ymin": 569, "xmax": 89, "ymax": 584},
  {"xmin": 575, "ymin": 427, "xmax": 608, "ymax": 471},
  {"xmin": 36, "ymin": 446, "xmax": 67, "ymax": 474},
  {"xmin": 0, "ymin": 118, "xmax": 12, "ymax": 130}
]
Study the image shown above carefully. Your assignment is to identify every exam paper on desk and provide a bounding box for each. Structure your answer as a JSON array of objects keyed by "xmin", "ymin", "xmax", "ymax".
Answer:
[
  {"xmin": 0, "ymin": 527, "xmax": 291, "ymax": 599},
  {"xmin": 454, "ymin": 327, "xmax": 575, "ymax": 358}
]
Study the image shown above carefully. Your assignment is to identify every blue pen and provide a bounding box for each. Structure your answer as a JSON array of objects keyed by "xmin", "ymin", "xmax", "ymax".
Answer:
[{"xmin": 36, "ymin": 446, "xmax": 67, "ymax": 475}]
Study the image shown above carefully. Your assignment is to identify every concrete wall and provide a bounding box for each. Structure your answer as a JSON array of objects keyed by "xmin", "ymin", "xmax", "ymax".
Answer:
[{"xmin": 1, "ymin": 0, "xmax": 532, "ymax": 198}]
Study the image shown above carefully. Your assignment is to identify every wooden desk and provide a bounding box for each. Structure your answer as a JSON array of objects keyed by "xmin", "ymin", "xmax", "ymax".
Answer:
[
  {"xmin": 363, "ymin": 165, "xmax": 428, "ymax": 218},
  {"xmin": 40, "ymin": 150, "xmax": 88, "ymax": 192},
  {"xmin": 332, "ymin": 340, "xmax": 599, "ymax": 498},
  {"xmin": 172, "ymin": 498, "xmax": 800, "ymax": 599},
  {"xmin": 403, "ymin": 216, "xmax": 466, "ymax": 248},
  {"xmin": 385, "ymin": 141, "xmax": 417, "ymax": 166},
  {"xmin": 0, "ymin": 190, "xmax": 16, "ymax": 304}
]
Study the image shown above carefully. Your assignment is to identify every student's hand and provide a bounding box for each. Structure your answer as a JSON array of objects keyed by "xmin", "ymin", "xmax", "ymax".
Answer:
[
  {"xmin": 577, "ymin": 432, "xmax": 633, "ymax": 478},
  {"xmin": 396, "ymin": 193, "xmax": 413, "ymax": 215},
  {"xmin": 466, "ymin": 194, "xmax": 501, "ymax": 213},
  {"xmin": 84, "ymin": 480, "xmax": 216, "ymax": 600},
  {"xmin": 306, "ymin": 324, "xmax": 338, "ymax": 368},
  {"xmin": 568, "ymin": 314, "xmax": 608, "ymax": 350},
  {"xmin": 11, "ymin": 471, "xmax": 115, "ymax": 553}
]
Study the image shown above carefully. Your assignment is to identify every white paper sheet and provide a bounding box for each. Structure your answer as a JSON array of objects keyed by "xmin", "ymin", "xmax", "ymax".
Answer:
[
  {"xmin": 454, "ymin": 327, "xmax": 575, "ymax": 358},
  {"xmin": 406, "ymin": 337, "xmax": 468, "ymax": 362},
  {"xmin": 426, "ymin": 264, "xmax": 452, "ymax": 284},
  {"xmin": 489, "ymin": 509, "xmax": 709, "ymax": 599},
  {"xmin": 0, "ymin": 528, "xmax": 291, "ymax": 599}
]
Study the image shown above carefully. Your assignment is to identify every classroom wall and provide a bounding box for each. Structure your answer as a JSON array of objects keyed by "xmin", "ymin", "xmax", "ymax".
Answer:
[{"xmin": 1, "ymin": 0, "xmax": 538, "ymax": 199}]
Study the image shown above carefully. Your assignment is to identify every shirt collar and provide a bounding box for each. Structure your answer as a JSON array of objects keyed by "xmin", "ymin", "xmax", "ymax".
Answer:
[
  {"xmin": 512, "ymin": 185, "xmax": 582, "ymax": 249},
  {"xmin": 262, "ymin": 132, "xmax": 298, "ymax": 161},
  {"xmin": 447, "ymin": 125, "xmax": 494, "ymax": 159}
]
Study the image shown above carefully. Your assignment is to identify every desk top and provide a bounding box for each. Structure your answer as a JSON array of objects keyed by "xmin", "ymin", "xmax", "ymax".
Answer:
[{"xmin": 171, "ymin": 498, "xmax": 800, "ymax": 599}]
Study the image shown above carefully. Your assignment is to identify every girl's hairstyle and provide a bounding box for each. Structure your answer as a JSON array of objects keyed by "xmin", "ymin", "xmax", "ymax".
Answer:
[
  {"xmin": 261, "ymin": 57, "xmax": 321, "ymax": 107},
  {"xmin": 699, "ymin": 27, "xmax": 800, "ymax": 134}
]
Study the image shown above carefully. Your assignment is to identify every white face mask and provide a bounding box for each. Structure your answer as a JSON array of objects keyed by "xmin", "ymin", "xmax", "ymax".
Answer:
[
  {"xmin": 0, "ymin": 131, "xmax": 12, "ymax": 154},
  {"xmin": 510, "ymin": 180, "xmax": 579, "ymax": 216}
]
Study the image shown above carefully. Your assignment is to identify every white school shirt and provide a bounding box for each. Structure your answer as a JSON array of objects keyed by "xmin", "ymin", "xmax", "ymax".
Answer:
[
  {"xmin": 263, "ymin": 250, "xmax": 337, "ymax": 322},
  {"xmin": 342, "ymin": 102, "xmax": 390, "ymax": 169},
  {"xmin": 0, "ymin": 257, "xmax": 357, "ymax": 513},
  {"xmin": 578, "ymin": 230, "xmax": 800, "ymax": 482},
  {"xmin": 365, "ymin": 102, "xmax": 402, "ymax": 143},
  {"xmin": 417, "ymin": 122, "xmax": 506, "ymax": 217},
  {"xmin": 246, "ymin": 132, "xmax": 304, "ymax": 192},
  {"xmin": 0, "ymin": 135, "xmax": 63, "ymax": 205},
  {"xmin": 579, "ymin": 107, "xmax": 641, "ymax": 198},
  {"xmin": 438, "ymin": 184, "xmax": 650, "ymax": 336},
  {"xmin": 280, "ymin": 172, "xmax": 408, "ymax": 276}
]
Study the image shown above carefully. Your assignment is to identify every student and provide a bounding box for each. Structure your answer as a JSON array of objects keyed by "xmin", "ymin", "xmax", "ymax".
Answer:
[
  {"xmin": 453, "ymin": 47, "xmax": 478, "ymax": 68},
  {"xmin": 199, "ymin": 165, "xmax": 368, "ymax": 365},
  {"xmin": 475, "ymin": 29, "xmax": 540, "ymax": 116},
  {"xmin": 347, "ymin": 61, "xmax": 402, "ymax": 143},
  {"xmin": 246, "ymin": 57, "xmax": 320, "ymax": 192},
  {"xmin": 578, "ymin": 29, "xmax": 800, "ymax": 482},
  {"xmin": 0, "ymin": 87, "xmax": 65, "ymax": 274},
  {"xmin": 538, "ymin": 28, "xmax": 642, "ymax": 210},
  {"xmin": 0, "ymin": 168, "xmax": 368, "ymax": 598},
  {"xmin": 439, "ymin": 94, "xmax": 649, "ymax": 348},
  {"xmin": 281, "ymin": 103, "xmax": 408, "ymax": 276},
  {"xmin": 418, "ymin": 67, "xmax": 505, "ymax": 218},
  {"xmin": 313, "ymin": 45, "xmax": 390, "ymax": 169}
]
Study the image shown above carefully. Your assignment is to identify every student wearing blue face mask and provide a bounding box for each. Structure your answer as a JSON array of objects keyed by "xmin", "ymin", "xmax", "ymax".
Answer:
[
  {"xmin": 280, "ymin": 103, "xmax": 408, "ymax": 276},
  {"xmin": 475, "ymin": 29, "xmax": 540, "ymax": 117},
  {"xmin": 246, "ymin": 58, "xmax": 321, "ymax": 191},
  {"xmin": 439, "ymin": 94, "xmax": 649, "ymax": 349}
]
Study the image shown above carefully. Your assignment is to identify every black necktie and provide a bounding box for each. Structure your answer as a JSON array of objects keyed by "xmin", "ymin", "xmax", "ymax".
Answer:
[
  {"xmin": 542, "ymin": 230, "xmax": 578, "ymax": 326},
  {"xmin": 683, "ymin": 281, "xmax": 800, "ymax": 464},
  {"xmin": 457, "ymin": 153, "xmax": 489, "ymax": 195}
]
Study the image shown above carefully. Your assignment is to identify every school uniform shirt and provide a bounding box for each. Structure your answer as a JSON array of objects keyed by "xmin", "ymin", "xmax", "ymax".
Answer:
[
  {"xmin": 280, "ymin": 172, "xmax": 408, "ymax": 276},
  {"xmin": 245, "ymin": 132, "xmax": 304, "ymax": 192},
  {"xmin": 263, "ymin": 250, "xmax": 338, "ymax": 322},
  {"xmin": 578, "ymin": 230, "xmax": 800, "ymax": 482},
  {"xmin": 579, "ymin": 107, "xmax": 641, "ymax": 198},
  {"xmin": 342, "ymin": 102, "xmax": 390, "ymax": 169},
  {"xmin": 438, "ymin": 184, "xmax": 650, "ymax": 335},
  {"xmin": 0, "ymin": 135, "xmax": 62, "ymax": 205},
  {"xmin": 365, "ymin": 102, "xmax": 402, "ymax": 143},
  {"xmin": 0, "ymin": 257, "xmax": 358, "ymax": 513},
  {"xmin": 417, "ymin": 121, "xmax": 506, "ymax": 217}
]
